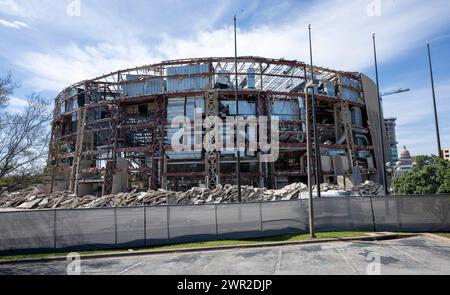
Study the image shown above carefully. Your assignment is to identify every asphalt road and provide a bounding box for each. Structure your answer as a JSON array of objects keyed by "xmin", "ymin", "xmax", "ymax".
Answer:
[{"xmin": 1, "ymin": 235, "xmax": 449, "ymax": 275}]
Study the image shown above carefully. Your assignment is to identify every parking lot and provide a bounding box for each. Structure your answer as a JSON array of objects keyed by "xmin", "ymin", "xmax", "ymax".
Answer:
[{"xmin": 1, "ymin": 235, "xmax": 449, "ymax": 275}]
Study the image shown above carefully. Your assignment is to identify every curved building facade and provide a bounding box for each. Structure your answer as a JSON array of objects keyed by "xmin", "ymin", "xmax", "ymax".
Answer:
[{"xmin": 46, "ymin": 57, "xmax": 388, "ymax": 196}]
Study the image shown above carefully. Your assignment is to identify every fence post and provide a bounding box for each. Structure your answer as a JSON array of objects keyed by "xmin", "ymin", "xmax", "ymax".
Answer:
[
  {"xmin": 143, "ymin": 204, "xmax": 147, "ymax": 247},
  {"xmin": 53, "ymin": 209, "xmax": 57, "ymax": 250},
  {"xmin": 299, "ymin": 199, "xmax": 306, "ymax": 232},
  {"xmin": 114, "ymin": 207, "xmax": 118, "ymax": 245},
  {"xmin": 259, "ymin": 202, "xmax": 263, "ymax": 232},
  {"xmin": 167, "ymin": 206, "xmax": 170, "ymax": 239},
  {"xmin": 396, "ymin": 196, "xmax": 403, "ymax": 231},
  {"xmin": 215, "ymin": 204, "xmax": 218, "ymax": 236},
  {"xmin": 369, "ymin": 196, "xmax": 377, "ymax": 232},
  {"xmin": 346, "ymin": 197, "xmax": 352, "ymax": 229}
]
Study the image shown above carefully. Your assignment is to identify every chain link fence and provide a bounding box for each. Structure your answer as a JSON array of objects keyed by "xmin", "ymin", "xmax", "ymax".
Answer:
[{"xmin": 0, "ymin": 195, "xmax": 449, "ymax": 254}]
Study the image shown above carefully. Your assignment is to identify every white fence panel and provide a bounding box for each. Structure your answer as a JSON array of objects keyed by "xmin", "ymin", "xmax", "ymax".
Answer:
[{"xmin": 0, "ymin": 210, "xmax": 54, "ymax": 252}]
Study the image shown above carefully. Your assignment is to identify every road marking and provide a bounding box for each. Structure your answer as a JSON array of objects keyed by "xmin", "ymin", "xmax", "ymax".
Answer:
[
  {"xmin": 274, "ymin": 248, "xmax": 282, "ymax": 275},
  {"xmin": 335, "ymin": 246, "xmax": 358, "ymax": 274},
  {"xmin": 195, "ymin": 255, "xmax": 216, "ymax": 275},
  {"xmin": 118, "ymin": 259, "xmax": 148, "ymax": 275},
  {"xmin": 389, "ymin": 245, "xmax": 440, "ymax": 274}
]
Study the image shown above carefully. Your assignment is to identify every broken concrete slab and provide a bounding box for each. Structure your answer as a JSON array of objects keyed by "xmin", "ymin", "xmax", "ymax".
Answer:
[{"xmin": 0, "ymin": 181, "xmax": 384, "ymax": 210}]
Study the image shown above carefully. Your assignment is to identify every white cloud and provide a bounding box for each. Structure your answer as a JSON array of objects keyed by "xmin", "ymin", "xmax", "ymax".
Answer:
[
  {"xmin": 0, "ymin": 0, "xmax": 56, "ymax": 19},
  {"xmin": 383, "ymin": 79, "xmax": 450, "ymax": 156},
  {"xmin": 384, "ymin": 83, "xmax": 450, "ymax": 126},
  {"xmin": 4, "ymin": 95, "xmax": 27, "ymax": 113},
  {"xmin": 157, "ymin": 0, "xmax": 450, "ymax": 72},
  {"xmin": 14, "ymin": 0, "xmax": 450, "ymax": 92},
  {"xmin": 5, "ymin": 0, "xmax": 450, "ymax": 156},
  {"xmin": 0, "ymin": 18, "xmax": 29, "ymax": 29},
  {"xmin": 0, "ymin": 0, "xmax": 20, "ymax": 13},
  {"xmin": 15, "ymin": 41, "xmax": 160, "ymax": 91}
]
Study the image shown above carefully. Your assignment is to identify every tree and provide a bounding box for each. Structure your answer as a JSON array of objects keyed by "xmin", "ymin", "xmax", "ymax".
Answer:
[
  {"xmin": 0, "ymin": 72, "xmax": 18, "ymax": 107},
  {"xmin": 394, "ymin": 155, "xmax": 450, "ymax": 194},
  {"xmin": 0, "ymin": 94, "xmax": 51, "ymax": 179}
]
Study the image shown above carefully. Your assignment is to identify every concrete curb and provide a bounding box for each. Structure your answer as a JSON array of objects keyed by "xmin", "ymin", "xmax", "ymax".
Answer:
[{"xmin": 0, "ymin": 233, "xmax": 418, "ymax": 265}]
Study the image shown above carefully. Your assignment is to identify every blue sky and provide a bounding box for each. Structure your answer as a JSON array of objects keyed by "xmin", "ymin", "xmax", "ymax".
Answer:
[{"xmin": 0, "ymin": 0, "xmax": 449, "ymax": 156}]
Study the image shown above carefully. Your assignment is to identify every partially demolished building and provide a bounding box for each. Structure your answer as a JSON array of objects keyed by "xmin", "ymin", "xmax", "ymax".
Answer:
[{"xmin": 45, "ymin": 57, "xmax": 389, "ymax": 196}]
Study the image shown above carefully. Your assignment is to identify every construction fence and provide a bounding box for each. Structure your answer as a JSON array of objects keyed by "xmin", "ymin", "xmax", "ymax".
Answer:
[{"xmin": 0, "ymin": 195, "xmax": 449, "ymax": 254}]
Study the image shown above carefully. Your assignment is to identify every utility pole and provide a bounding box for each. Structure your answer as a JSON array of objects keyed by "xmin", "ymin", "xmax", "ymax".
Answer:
[
  {"xmin": 427, "ymin": 42, "xmax": 443, "ymax": 158},
  {"xmin": 305, "ymin": 24, "xmax": 317, "ymax": 238},
  {"xmin": 234, "ymin": 15, "xmax": 242, "ymax": 202},
  {"xmin": 372, "ymin": 33, "xmax": 388, "ymax": 195}
]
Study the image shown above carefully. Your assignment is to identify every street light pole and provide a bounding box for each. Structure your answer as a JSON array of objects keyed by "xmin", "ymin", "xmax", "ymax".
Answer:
[
  {"xmin": 426, "ymin": 42, "xmax": 443, "ymax": 158},
  {"xmin": 234, "ymin": 15, "xmax": 242, "ymax": 202},
  {"xmin": 305, "ymin": 24, "xmax": 317, "ymax": 239},
  {"xmin": 372, "ymin": 33, "xmax": 388, "ymax": 195},
  {"xmin": 305, "ymin": 86, "xmax": 315, "ymax": 239},
  {"xmin": 308, "ymin": 25, "xmax": 322, "ymax": 199}
]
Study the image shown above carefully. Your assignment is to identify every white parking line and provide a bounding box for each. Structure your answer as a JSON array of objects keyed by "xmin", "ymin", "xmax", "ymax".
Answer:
[
  {"xmin": 335, "ymin": 246, "xmax": 358, "ymax": 274},
  {"xmin": 274, "ymin": 248, "xmax": 282, "ymax": 275},
  {"xmin": 389, "ymin": 245, "xmax": 441, "ymax": 275},
  {"xmin": 118, "ymin": 259, "xmax": 148, "ymax": 275}
]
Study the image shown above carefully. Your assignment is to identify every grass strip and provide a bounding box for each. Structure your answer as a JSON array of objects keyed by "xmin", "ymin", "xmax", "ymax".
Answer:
[{"xmin": 0, "ymin": 231, "xmax": 370, "ymax": 261}]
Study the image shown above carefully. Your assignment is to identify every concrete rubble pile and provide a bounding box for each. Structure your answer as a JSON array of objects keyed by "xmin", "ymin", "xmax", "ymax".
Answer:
[
  {"xmin": 313, "ymin": 183, "xmax": 343, "ymax": 192},
  {"xmin": 0, "ymin": 183, "xmax": 308, "ymax": 209},
  {"xmin": 0, "ymin": 181, "xmax": 384, "ymax": 210},
  {"xmin": 350, "ymin": 181, "xmax": 385, "ymax": 196},
  {"xmin": 314, "ymin": 181, "xmax": 384, "ymax": 196}
]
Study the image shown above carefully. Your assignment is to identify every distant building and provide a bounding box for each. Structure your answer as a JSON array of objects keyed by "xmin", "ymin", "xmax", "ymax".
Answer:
[
  {"xmin": 443, "ymin": 148, "xmax": 450, "ymax": 161},
  {"xmin": 385, "ymin": 118, "xmax": 399, "ymax": 162},
  {"xmin": 398, "ymin": 146, "xmax": 413, "ymax": 172}
]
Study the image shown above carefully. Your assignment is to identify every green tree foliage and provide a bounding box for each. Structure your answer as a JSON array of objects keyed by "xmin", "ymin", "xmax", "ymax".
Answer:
[
  {"xmin": 394, "ymin": 155, "xmax": 450, "ymax": 194},
  {"xmin": 0, "ymin": 172, "xmax": 45, "ymax": 193}
]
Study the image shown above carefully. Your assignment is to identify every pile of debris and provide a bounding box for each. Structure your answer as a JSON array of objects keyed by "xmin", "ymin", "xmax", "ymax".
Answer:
[
  {"xmin": 350, "ymin": 181, "xmax": 385, "ymax": 196},
  {"xmin": 0, "ymin": 182, "xmax": 309, "ymax": 210},
  {"xmin": 0, "ymin": 181, "xmax": 384, "ymax": 210},
  {"xmin": 313, "ymin": 181, "xmax": 384, "ymax": 196},
  {"xmin": 313, "ymin": 183, "xmax": 344, "ymax": 192}
]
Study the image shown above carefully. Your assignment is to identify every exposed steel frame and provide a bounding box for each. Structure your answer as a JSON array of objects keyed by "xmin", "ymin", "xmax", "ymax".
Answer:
[{"xmin": 46, "ymin": 57, "xmax": 377, "ymax": 194}]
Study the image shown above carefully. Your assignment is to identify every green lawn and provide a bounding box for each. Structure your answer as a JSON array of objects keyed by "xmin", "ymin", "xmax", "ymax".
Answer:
[{"xmin": 0, "ymin": 231, "xmax": 370, "ymax": 261}]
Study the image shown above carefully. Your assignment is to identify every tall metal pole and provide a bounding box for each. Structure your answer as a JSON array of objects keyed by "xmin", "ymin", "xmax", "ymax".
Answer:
[
  {"xmin": 305, "ymin": 24, "xmax": 316, "ymax": 239},
  {"xmin": 234, "ymin": 15, "xmax": 242, "ymax": 202},
  {"xmin": 305, "ymin": 76, "xmax": 315, "ymax": 238},
  {"xmin": 372, "ymin": 33, "xmax": 388, "ymax": 195},
  {"xmin": 309, "ymin": 24, "xmax": 322, "ymax": 199},
  {"xmin": 427, "ymin": 42, "xmax": 443, "ymax": 158}
]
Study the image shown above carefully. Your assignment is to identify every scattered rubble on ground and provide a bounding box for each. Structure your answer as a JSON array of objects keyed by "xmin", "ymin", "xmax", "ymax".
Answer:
[
  {"xmin": 350, "ymin": 181, "xmax": 385, "ymax": 196},
  {"xmin": 310, "ymin": 181, "xmax": 384, "ymax": 197},
  {"xmin": 0, "ymin": 181, "xmax": 384, "ymax": 210}
]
